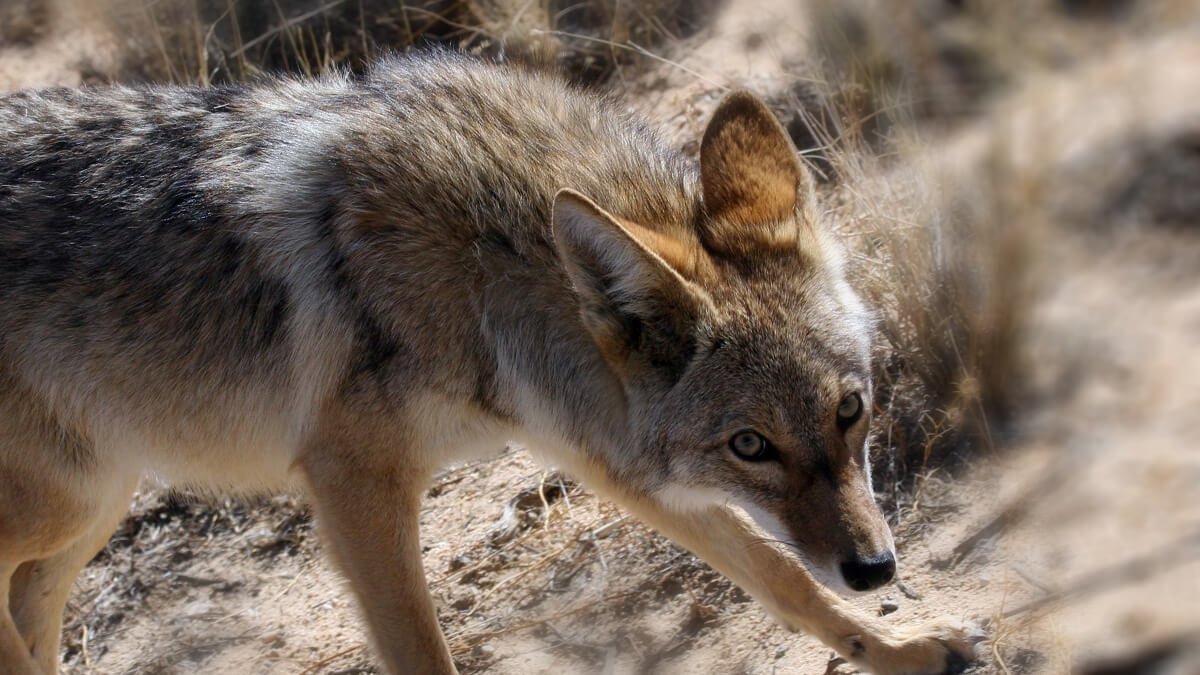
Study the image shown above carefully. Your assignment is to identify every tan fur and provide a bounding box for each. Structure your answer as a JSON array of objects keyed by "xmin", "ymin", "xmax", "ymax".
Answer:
[
  {"xmin": 699, "ymin": 91, "xmax": 814, "ymax": 257},
  {"xmin": 619, "ymin": 215, "xmax": 721, "ymax": 286},
  {"xmin": 0, "ymin": 54, "xmax": 977, "ymax": 674}
]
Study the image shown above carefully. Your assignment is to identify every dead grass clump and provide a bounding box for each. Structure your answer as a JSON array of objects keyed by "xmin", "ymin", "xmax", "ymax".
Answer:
[
  {"xmin": 521, "ymin": 0, "xmax": 724, "ymax": 84},
  {"xmin": 114, "ymin": 0, "xmax": 473, "ymax": 84},
  {"xmin": 854, "ymin": 155, "xmax": 1035, "ymax": 499},
  {"xmin": 806, "ymin": 0, "xmax": 1016, "ymax": 127},
  {"xmin": 102, "ymin": 0, "xmax": 723, "ymax": 86}
]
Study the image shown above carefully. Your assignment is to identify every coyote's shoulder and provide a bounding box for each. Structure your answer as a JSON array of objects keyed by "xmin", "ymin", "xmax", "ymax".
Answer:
[{"xmin": 0, "ymin": 53, "xmax": 978, "ymax": 675}]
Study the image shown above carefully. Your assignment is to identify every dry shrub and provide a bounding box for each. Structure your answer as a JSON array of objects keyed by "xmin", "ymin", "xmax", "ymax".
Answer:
[
  {"xmin": 452, "ymin": 0, "xmax": 724, "ymax": 85},
  {"xmin": 1051, "ymin": 129, "xmax": 1200, "ymax": 233},
  {"xmin": 102, "ymin": 0, "xmax": 722, "ymax": 86},
  {"xmin": 112, "ymin": 0, "xmax": 480, "ymax": 84},
  {"xmin": 0, "ymin": 0, "xmax": 49, "ymax": 46},
  {"xmin": 805, "ymin": 0, "xmax": 1200, "ymax": 131},
  {"xmin": 843, "ymin": 148, "xmax": 1035, "ymax": 501},
  {"xmin": 807, "ymin": 0, "xmax": 1015, "ymax": 127}
]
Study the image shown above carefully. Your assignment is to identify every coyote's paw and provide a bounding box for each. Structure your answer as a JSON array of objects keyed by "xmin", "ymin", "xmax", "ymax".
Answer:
[{"xmin": 852, "ymin": 619, "xmax": 985, "ymax": 675}]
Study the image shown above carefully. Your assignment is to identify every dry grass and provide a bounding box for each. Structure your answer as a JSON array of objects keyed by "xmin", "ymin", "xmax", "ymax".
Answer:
[
  {"xmin": 781, "ymin": 0, "xmax": 1197, "ymax": 497},
  {"xmin": 0, "ymin": 0, "xmax": 49, "ymax": 46},
  {"xmin": 87, "ymin": 0, "xmax": 723, "ymax": 86},
  {"xmin": 855, "ymin": 160, "xmax": 1034, "ymax": 494}
]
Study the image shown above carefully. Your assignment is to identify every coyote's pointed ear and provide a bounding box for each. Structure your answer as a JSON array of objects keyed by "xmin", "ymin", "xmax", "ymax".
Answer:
[
  {"xmin": 700, "ymin": 90, "xmax": 813, "ymax": 256},
  {"xmin": 552, "ymin": 189, "xmax": 701, "ymax": 376}
]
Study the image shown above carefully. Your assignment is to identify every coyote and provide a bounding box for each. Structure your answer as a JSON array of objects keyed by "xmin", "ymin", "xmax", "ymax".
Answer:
[{"xmin": 0, "ymin": 54, "xmax": 977, "ymax": 674}]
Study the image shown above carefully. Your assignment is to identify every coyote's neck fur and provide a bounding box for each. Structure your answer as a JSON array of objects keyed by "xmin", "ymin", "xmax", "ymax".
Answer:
[{"xmin": 239, "ymin": 56, "xmax": 711, "ymax": 487}]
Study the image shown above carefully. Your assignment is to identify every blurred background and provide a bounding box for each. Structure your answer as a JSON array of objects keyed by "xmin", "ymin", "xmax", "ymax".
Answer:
[{"xmin": 3, "ymin": 0, "xmax": 1197, "ymax": 672}]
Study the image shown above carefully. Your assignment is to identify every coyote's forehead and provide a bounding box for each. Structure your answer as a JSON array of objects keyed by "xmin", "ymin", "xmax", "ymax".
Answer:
[
  {"xmin": 705, "ymin": 256, "xmax": 873, "ymax": 374},
  {"xmin": 665, "ymin": 260, "xmax": 874, "ymax": 437}
]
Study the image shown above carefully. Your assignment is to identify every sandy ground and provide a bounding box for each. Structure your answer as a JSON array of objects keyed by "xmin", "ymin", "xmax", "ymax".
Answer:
[{"xmin": 3, "ymin": 1, "xmax": 1199, "ymax": 673}]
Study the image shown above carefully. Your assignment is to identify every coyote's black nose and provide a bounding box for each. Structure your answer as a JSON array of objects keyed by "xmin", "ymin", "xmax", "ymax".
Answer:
[{"xmin": 840, "ymin": 552, "xmax": 896, "ymax": 591}]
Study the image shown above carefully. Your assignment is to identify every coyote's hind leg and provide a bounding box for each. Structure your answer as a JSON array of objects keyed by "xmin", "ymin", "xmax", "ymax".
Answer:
[
  {"xmin": 8, "ymin": 475, "xmax": 137, "ymax": 673},
  {"xmin": 0, "ymin": 374, "xmax": 138, "ymax": 674}
]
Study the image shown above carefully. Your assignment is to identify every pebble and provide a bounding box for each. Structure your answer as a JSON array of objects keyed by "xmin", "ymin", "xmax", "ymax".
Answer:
[
  {"xmin": 246, "ymin": 526, "xmax": 278, "ymax": 549},
  {"xmin": 880, "ymin": 599, "xmax": 900, "ymax": 615},
  {"xmin": 451, "ymin": 591, "xmax": 476, "ymax": 611},
  {"xmin": 774, "ymin": 645, "xmax": 788, "ymax": 659},
  {"xmin": 895, "ymin": 579, "xmax": 923, "ymax": 600}
]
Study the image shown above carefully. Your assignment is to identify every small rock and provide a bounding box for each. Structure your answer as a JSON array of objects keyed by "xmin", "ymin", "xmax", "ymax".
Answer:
[
  {"xmin": 880, "ymin": 599, "xmax": 900, "ymax": 616},
  {"xmin": 472, "ymin": 644, "xmax": 494, "ymax": 658},
  {"xmin": 182, "ymin": 600, "xmax": 217, "ymax": 620},
  {"xmin": 895, "ymin": 579, "xmax": 923, "ymax": 600},
  {"xmin": 246, "ymin": 526, "xmax": 279, "ymax": 549},
  {"xmin": 488, "ymin": 507, "xmax": 521, "ymax": 546},
  {"xmin": 774, "ymin": 645, "xmax": 788, "ymax": 659},
  {"xmin": 450, "ymin": 591, "xmax": 476, "ymax": 611},
  {"xmin": 260, "ymin": 633, "xmax": 286, "ymax": 648}
]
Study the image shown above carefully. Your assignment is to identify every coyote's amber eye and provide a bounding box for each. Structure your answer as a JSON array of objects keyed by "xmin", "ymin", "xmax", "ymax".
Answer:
[
  {"xmin": 729, "ymin": 430, "xmax": 772, "ymax": 461},
  {"xmin": 836, "ymin": 392, "xmax": 864, "ymax": 431}
]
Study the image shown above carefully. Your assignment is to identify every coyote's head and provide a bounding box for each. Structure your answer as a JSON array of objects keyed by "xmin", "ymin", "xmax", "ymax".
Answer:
[{"xmin": 552, "ymin": 92, "xmax": 893, "ymax": 594}]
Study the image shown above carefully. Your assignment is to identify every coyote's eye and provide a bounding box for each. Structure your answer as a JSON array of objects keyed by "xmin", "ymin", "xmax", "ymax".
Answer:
[
  {"xmin": 729, "ymin": 430, "xmax": 774, "ymax": 461},
  {"xmin": 836, "ymin": 392, "xmax": 864, "ymax": 431}
]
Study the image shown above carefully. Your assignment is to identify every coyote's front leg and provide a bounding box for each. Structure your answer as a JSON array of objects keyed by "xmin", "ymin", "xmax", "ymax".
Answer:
[
  {"xmin": 299, "ymin": 430, "xmax": 455, "ymax": 675},
  {"xmin": 581, "ymin": 468, "xmax": 979, "ymax": 675}
]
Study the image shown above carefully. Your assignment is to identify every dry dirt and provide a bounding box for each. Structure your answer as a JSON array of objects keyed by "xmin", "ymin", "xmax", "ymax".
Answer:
[{"xmin": 3, "ymin": 1, "xmax": 1199, "ymax": 673}]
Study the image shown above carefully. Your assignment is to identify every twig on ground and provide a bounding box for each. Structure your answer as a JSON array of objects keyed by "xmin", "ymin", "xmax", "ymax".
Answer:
[
  {"xmin": 81, "ymin": 624, "xmax": 92, "ymax": 670},
  {"xmin": 467, "ymin": 514, "xmax": 606, "ymax": 614},
  {"xmin": 298, "ymin": 644, "xmax": 367, "ymax": 675},
  {"xmin": 895, "ymin": 579, "xmax": 923, "ymax": 600}
]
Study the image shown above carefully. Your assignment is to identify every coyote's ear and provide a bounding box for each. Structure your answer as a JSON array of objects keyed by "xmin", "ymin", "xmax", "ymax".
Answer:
[
  {"xmin": 552, "ymin": 189, "xmax": 701, "ymax": 375},
  {"xmin": 700, "ymin": 90, "xmax": 813, "ymax": 256}
]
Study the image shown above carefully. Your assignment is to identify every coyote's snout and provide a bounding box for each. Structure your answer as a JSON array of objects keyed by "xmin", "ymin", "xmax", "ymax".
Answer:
[{"xmin": 0, "ymin": 54, "xmax": 977, "ymax": 674}]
